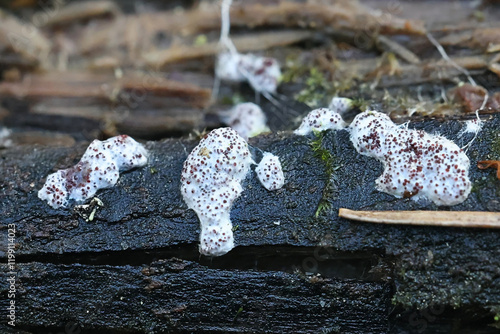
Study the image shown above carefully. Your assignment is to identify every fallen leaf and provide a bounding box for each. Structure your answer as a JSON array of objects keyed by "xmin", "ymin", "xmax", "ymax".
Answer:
[{"xmin": 477, "ymin": 160, "xmax": 500, "ymax": 180}]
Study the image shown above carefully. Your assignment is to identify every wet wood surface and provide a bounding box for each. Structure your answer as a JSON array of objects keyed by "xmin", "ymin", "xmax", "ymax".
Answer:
[{"xmin": 2, "ymin": 0, "xmax": 500, "ymax": 333}]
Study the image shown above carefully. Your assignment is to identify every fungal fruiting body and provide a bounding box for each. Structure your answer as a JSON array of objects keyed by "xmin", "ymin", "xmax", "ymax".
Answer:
[
  {"xmin": 216, "ymin": 52, "xmax": 281, "ymax": 93},
  {"xmin": 328, "ymin": 97, "xmax": 354, "ymax": 116},
  {"xmin": 255, "ymin": 152, "xmax": 285, "ymax": 191},
  {"xmin": 215, "ymin": 52, "xmax": 246, "ymax": 83},
  {"xmin": 294, "ymin": 108, "xmax": 347, "ymax": 136},
  {"xmin": 180, "ymin": 127, "xmax": 253, "ymax": 256},
  {"xmin": 221, "ymin": 102, "xmax": 269, "ymax": 140},
  {"xmin": 350, "ymin": 111, "xmax": 471, "ymax": 206},
  {"xmin": 0, "ymin": 127, "xmax": 12, "ymax": 148},
  {"xmin": 462, "ymin": 118, "xmax": 483, "ymax": 135},
  {"xmin": 38, "ymin": 135, "xmax": 148, "ymax": 209}
]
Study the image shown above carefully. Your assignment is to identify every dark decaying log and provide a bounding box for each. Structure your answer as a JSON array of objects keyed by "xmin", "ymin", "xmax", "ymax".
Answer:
[
  {"xmin": 0, "ymin": 260, "xmax": 390, "ymax": 334},
  {"xmin": 1, "ymin": 114, "xmax": 500, "ymax": 333},
  {"xmin": 0, "ymin": 71, "xmax": 211, "ymax": 139}
]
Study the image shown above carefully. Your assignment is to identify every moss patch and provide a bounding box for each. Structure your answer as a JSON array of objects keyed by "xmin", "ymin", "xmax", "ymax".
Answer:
[
  {"xmin": 295, "ymin": 67, "xmax": 332, "ymax": 108},
  {"xmin": 310, "ymin": 130, "xmax": 339, "ymax": 217},
  {"xmin": 489, "ymin": 131, "xmax": 500, "ymax": 159}
]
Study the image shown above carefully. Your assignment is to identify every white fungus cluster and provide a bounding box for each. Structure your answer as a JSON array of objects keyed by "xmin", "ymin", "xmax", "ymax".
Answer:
[
  {"xmin": 294, "ymin": 107, "xmax": 347, "ymax": 136},
  {"xmin": 255, "ymin": 152, "xmax": 285, "ymax": 191},
  {"xmin": 216, "ymin": 52, "xmax": 281, "ymax": 93},
  {"xmin": 220, "ymin": 102, "xmax": 269, "ymax": 140},
  {"xmin": 328, "ymin": 97, "xmax": 354, "ymax": 116},
  {"xmin": 38, "ymin": 135, "xmax": 148, "ymax": 209},
  {"xmin": 180, "ymin": 127, "xmax": 254, "ymax": 257},
  {"xmin": 350, "ymin": 111, "xmax": 471, "ymax": 206}
]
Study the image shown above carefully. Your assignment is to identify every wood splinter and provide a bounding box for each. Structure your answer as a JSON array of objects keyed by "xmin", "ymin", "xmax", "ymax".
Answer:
[{"xmin": 338, "ymin": 208, "xmax": 500, "ymax": 229}]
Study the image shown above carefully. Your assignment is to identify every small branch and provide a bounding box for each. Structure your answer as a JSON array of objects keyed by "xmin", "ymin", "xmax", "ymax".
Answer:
[
  {"xmin": 376, "ymin": 35, "xmax": 421, "ymax": 65},
  {"xmin": 426, "ymin": 32, "xmax": 476, "ymax": 86},
  {"xmin": 143, "ymin": 30, "xmax": 314, "ymax": 67},
  {"xmin": 339, "ymin": 208, "xmax": 500, "ymax": 229}
]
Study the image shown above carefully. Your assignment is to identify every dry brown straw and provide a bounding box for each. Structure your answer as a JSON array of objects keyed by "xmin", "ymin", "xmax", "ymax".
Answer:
[{"xmin": 338, "ymin": 208, "xmax": 500, "ymax": 229}]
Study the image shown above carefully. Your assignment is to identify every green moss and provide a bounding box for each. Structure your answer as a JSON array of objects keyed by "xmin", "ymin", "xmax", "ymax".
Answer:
[
  {"xmin": 281, "ymin": 56, "xmax": 356, "ymax": 108},
  {"xmin": 220, "ymin": 92, "xmax": 245, "ymax": 105},
  {"xmin": 193, "ymin": 34, "xmax": 208, "ymax": 46},
  {"xmin": 351, "ymin": 97, "xmax": 370, "ymax": 112},
  {"xmin": 490, "ymin": 131, "xmax": 500, "ymax": 159},
  {"xmin": 310, "ymin": 130, "xmax": 338, "ymax": 217},
  {"xmin": 233, "ymin": 306, "xmax": 244, "ymax": 321},
  {"xmin": 296, "ymin": 68, "xmax": 332, "ymax": 108},
  {"xmin": 280, "ymin": 55, "xmax": 309, "ymax": 84}
]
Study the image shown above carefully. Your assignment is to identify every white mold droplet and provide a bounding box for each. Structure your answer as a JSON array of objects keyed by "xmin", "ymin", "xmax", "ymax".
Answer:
[
  {"xmin": 294, "ymin": 108, "xmax": 347, "ymax": 136},
  {"xmin": 220, "ymin": 102, "xmax": 269, "ymax": 140},
  {"xmin": 255, "ymin": 152, "xmax": 285, "ymax": 191}
]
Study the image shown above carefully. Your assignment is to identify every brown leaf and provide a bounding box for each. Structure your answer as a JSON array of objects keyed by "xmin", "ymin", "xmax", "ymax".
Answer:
[{"xmin": 477, "ymin": 160, "xmax": 500, "ymax": 180}]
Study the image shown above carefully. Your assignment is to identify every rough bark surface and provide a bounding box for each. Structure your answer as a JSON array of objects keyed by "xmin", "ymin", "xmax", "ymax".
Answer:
[
  {"xmin": 1, "ymin": 114, "xmax": 500, "ymax": 333},
  {"xmin": 0, "ymin": 260, "xmax": 390, "ymax": 334}
]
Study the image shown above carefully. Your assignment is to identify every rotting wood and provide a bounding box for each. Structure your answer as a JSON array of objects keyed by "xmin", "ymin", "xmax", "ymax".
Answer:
[
  {"xmin": 143, "ymin": 30, "xmax": 316, "ymax": 68},
  {"xmin": 0, "ymin": 259, "xmax": 391, "ymax": 334},
  {"xmin": 1, "ymin": 114, "xmax": 500, "ymax": 332},
  {"xmin": 0, "ymin": 71, "xmax": 211, "ymax": 104},
  {"xmin": 0, "ymin": 70, "xmax": 211, "ymax": 137},
  {"xmin": 2, "ymin": 1, "xmax": 500, "ymax": 332},
  {"xmin": 375, "ymin": 35, "xmax": 421, "ymax": 65},
  {"xmin": 130, "ymin": 0, "xmax": 426, "ymax": 39},
  {"xmin": 331, "ymin": 54, "xmax": 496, "ymax": 88},
  {"xmin": 0, "ymin": 11, "xmax": 51, "ymax": 66},
  {"xmin": 40, "ymin": 1, "xmax": 425, "ymax": 65},
  {"xmin": 438, "ymin": 27, "xmax": 500, "ymax": 52},
  {"xmin": 41, "ymin": 0, "xmax": 121, "ymax": 27}
]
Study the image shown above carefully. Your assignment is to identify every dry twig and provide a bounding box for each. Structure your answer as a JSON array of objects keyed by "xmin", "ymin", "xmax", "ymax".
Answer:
[{"xmin": 339, "ymin": 208, "xmax": 500, "ymax": 228}]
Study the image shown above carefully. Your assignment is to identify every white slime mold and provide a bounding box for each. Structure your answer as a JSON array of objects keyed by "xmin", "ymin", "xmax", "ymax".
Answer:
[
  {"xmin": 255, "ymin": 152, "xmax": 285, "ymax": 191},
  {"xmin": 294, "ymin": 108, "xmax": 347, "ymax": 136},
  {"xmin": 328, "ymin": 97, "xmax": 354, "ymax": 116},
  {"xmin": 349, "ymin": 111, "xmax": 471, "ymax": 206},
  {"xmin": 180, "ymin": 127, "xmax": 254, "ymax": 256},
  {"xmin": 38, "ymin": 135, "xmax": 148, "ymax": 209},
  {"xmin": 221, "ymin": 102, "xmax": 269, "ymax": 140},
  {"xmin": 216, "ymin": 52, "xmax": 281, "ymax": 94}
]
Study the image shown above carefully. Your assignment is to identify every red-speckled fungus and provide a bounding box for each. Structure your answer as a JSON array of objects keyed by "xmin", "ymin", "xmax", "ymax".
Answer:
[
  {"xmin": 180, "ymin": 127, "xmax": 254, "ymax": 256},
  {"xmin": 38, "ymin": 135, "xmax": 148, "ymax": 209}
]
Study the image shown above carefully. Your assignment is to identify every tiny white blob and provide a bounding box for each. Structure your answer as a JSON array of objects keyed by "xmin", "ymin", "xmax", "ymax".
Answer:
[
  {"xmin": 239, "ymin": 54, "xmax": 281, "ymax": 94},
  {"xmin": 458, "ymin": 111, "xmax": 483, "ymax": 152},
  {"xmin": 458, "ymin": 118, "xmax": 483, "ymax": 138},
  {"xmin": 349, "ymin": 110, "xmax": 471, "ymax": 206},
  {"xmin": 38, "ymin": 135, "xmax": 148, "ymax": 209},
  {"xmin": 216, "ymin": 52, "xmax": 281, "ymax": 94},
  {"xmin": 0, "ymin": 127, "xmax": 12, "ymax": 148},
  {"xmin": 215, "ymin": 52, "xmax": 246, "ymax": 82},
  {"xmin": 220, "ymin": 102, "xmax": 269, "ymax": 140},
  {"xmin": 328, "ymin": 97, "xmax": 354, "ymax": 116},
  {"xmin": 180, "ymin": 127, "xmax": 254, "ymax": 256},
  {"xmin": 294, "ymin": 108, "xmax": 347, "ymax": 136},
  {"xmin": 255, "ymin": 152, "xmax": 285, "ymax": 191}
]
